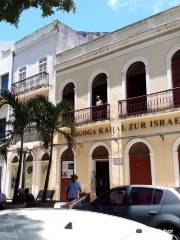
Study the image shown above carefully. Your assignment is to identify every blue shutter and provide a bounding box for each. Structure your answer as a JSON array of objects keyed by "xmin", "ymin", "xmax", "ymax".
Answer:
[{"xmin": 1, "ymin": 74, "xmax": 9, "ymax": 92}]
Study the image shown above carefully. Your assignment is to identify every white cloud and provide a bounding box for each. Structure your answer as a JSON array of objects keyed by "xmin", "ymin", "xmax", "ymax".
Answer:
[
  {"xmin": 107, "ymin": 0, "xmax": 180, "ymax": 13},
  {"xmin": 107, "ymin": 0, "xmax": 119, "ymax": 11},
  {"xmin": 107, "ymin": 0, "xmax": 139, "ymax": 10}
]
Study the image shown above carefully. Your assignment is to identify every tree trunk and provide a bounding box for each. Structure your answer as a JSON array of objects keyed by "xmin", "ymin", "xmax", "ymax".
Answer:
[
  {"xmin": 42, "ymin": 135, "xmax": 53, "ymax": 202},
  {"xmin": 21, "ymin": 151, "xmax": 26, "ymax": 189},
  {"xmin": 12, "ymin": 134, "xmax": 24, "ymax": 203}
]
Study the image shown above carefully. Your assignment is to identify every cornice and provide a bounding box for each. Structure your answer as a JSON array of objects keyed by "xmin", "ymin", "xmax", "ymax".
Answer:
[
  {"xmin": 56, "ymin": 18, "xmax": 180, "ymax": 73},
  {"xmin": 15, "ymin": 30, "xmax": 57, "ymax": 55}
]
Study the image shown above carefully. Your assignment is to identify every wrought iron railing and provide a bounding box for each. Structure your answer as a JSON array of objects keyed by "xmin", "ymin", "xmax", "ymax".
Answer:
[
  {"xmin": 11, "ymin": 72, "xmax": 49, "ymax": 95},
  {"xmin": 62, "ymin": 104, "xmax": 110, "ymax": 125},
  {"xmin": 118, "ymin": 87, "xmax": 180, "ymax": 118}
]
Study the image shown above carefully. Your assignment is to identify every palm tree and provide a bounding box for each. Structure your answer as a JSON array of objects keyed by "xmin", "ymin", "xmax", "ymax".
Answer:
[
  {"xmin": 30, "ymin": 96, "xmax": 74, "ymax": 201},
  {"xmin": 0, "ymin": 91, "xmax": 34, "ymax": 203}
]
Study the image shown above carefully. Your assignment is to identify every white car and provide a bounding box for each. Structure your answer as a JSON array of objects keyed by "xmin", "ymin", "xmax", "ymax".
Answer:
[{"xmin": 0, "ymin": 208, "xmax": 172, "ymax": 240}]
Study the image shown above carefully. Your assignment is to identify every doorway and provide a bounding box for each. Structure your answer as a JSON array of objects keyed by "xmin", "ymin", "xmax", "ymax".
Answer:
[
  {"xmin": 96, "ymin": 161, "xmax": 110, "ymax": 197},
  {"xmin": 60, "ymin": 149, "xmax": 74, "ymax": 201},
  {"xmin": 129, "ymin": 142, "xmax": 152, "ymax": 185},
  {"xmin": 92, "ymin": 145, "xmax": 110, "ymax": 197},
  {"xmin": 172, "ymin": 50, "xmax": 180, "ymax": 107},
  {"xmin": 126, "ymin": 62, "xmax": 147, "ymax": 114}
]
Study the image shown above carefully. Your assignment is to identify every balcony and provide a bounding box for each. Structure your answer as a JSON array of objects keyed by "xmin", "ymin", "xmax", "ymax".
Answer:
[
  {"xmin": 62, "ymin": 104, "xmax": 110, "ymax": 126},
  {"xmin": 118, "ymin": 87, "xmax": 180, "ymax": 118},
  {"xmin": 11, "ymin": 72, "xmax": 49, "ymax": 95}
]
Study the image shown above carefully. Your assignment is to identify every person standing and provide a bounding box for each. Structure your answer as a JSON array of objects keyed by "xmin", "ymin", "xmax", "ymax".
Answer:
[
  {"xmin": 66, "ymin": 174, "xmax": 81, "ymax": 201},
  {"xmin": 25, "ymin": 188, "xmax": 35, "ymax": 203}
]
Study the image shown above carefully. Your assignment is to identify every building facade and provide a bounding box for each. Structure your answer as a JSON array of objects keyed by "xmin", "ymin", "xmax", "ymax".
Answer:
[
  {"xmin": 3, "ymin": 21, "xmax": 104, "ymax": 198},
  {"xmin": 53, "ymin": 6, "xmax": 180, "ymax": 201},
  {"xmin": 2, "ymin": 6, "xmax": 180, "ymax": 201},
  {"xmin": 0, "ymin": 41, "xmax": 14, "ymax": 193}
]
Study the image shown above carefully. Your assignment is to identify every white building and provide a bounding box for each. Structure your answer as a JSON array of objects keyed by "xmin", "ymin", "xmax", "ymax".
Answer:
[
  {"xmin": 0, "ymin": 41, "xmax": 14, "ymax": 193},
  {"xmin": 3, "ymin": 21, "xmax": 105, "ymax": 198}
]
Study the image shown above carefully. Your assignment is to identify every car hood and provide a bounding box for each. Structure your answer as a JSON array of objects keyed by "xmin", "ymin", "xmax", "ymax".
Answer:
[{"xmin": 0, "ymin": 208, "xmax": 171, "ymax": 240}]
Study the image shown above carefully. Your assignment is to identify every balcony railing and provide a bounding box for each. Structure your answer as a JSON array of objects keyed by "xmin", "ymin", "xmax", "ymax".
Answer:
[
  {"xmin": 62, "ymin": 104, "xmax": 110, "ymax": 125},
  {"xmin": 118, "ymin": 87, "xmax": 180, "ymax": 118},
  {"xmin": 11, "ymin": 72, "xmax": 49, "ymax": 95}
]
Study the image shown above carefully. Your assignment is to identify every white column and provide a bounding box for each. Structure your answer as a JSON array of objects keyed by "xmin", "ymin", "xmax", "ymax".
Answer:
[{"xmin": 173, "ymin": 151, "xmax": 179, "ymax": 187}]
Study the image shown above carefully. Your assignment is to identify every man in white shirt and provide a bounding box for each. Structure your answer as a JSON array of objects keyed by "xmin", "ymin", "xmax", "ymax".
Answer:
[{"xmin": 0, "ymin": 188, "xmax": 6, "ymax": 203}]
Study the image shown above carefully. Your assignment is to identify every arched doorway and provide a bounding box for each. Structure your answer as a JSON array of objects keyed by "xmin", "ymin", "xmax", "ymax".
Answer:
[
  {"xmin": 172, "ymin": 50, "xmax": 180, "ymax": 107},
  {"xmin": 62, "ymin": 82, "xmax": 75, "ymax": 108},
  {"xmin": 126, "ymin": 62, "xmax": 147, "ymax": 114},
  {"xmin": 62, "ymin": 82, "xmax": 75, "ymax": 124},
  {"xmin": 40, "ymin": 153, "xmax": 49, "ymax": 191},
  {"xmin": 60, "ymin": 148, "xmax": 74, "ymax": 201},
  {"xmin": 92, "ymin": 146, "xmax": 110, "ymax": 197},
  {"xmin": 91, "ymin": 73, "xmax": 108, "ymax": 121},
  {"xmin": 11, "ymin": 156, "xmax": 18, "ymax": 198},
  {"xmin": 129, "ymin": 142, "xmax": 152, "ymax": 184},
  {"xmin": 25, "ymin": 154, "xmax": 33, "ymax": 192}
]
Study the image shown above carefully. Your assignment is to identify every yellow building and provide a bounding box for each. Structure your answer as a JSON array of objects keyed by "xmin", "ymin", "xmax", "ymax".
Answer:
[{"xmin": 53, "ymin": 6, "xmax": 180, "ymax": 201}]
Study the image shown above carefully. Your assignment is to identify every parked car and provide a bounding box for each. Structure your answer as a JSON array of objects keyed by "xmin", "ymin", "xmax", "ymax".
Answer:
[
  {"xmin": 73, "ymin": 185, "xmax": 180, "ymax": 239},
  {"xmin": 0, "ymin": 208, "xmax": 172, "ymax": 240}
]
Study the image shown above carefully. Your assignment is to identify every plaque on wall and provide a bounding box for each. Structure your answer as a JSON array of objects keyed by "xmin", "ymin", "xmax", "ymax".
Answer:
[
  {"xmin": 113, "ymin": 158, "xmax": 123, "ymax": 165},
  {"xmin": 62, "ymin": 161, "xmax": 74, "ymax": 178}
]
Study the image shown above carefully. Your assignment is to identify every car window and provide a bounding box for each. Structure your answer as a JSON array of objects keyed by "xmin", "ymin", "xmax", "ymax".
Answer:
[
  {"xmin": 153, "ymin": 190, "xmax": 163, "ymax": 204},
  {"xmin": 98, "ymin": 188, "xmax": 127, "ymax": 206},
  {"xmin": 129, "ymin": 188, "xmax": 153, "ymax": 205},
  {"xmin": 109, "ymin": 188, "xmax": 127, "ymax": 205}
]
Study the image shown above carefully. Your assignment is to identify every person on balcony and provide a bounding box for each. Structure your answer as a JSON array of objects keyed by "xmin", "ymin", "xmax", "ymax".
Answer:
[
  {"xmin": 96, "ymin": 95, "xmax": 103, "ymax": 106},
  {"xmin": 95, "ymin": 95, "xmax": 103, "ymax": 120}
]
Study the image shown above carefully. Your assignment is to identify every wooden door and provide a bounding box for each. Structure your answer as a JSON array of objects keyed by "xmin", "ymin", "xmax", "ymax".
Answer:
[
  {"xmin": 60, "ymin": 149, "xmax": 74, "ymax": 201},
  {"xmin": 129, "ymin": 154, "xmax": 152, "ymax": 185}
]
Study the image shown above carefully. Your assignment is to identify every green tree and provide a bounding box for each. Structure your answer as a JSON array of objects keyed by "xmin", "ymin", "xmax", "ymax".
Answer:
[
  {"xmin": 0, "ymin": 0, "xmax": 76, "ymax": 26},
  {"xmin": 30, "ymin": 96, "xmax": 74, "ymax": 201},
  {"xmin": 0, "ymin": 91, "xmax": 34, "ymax": 203}
]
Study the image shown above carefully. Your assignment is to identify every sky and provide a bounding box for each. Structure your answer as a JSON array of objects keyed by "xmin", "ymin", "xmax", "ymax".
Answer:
[{"xmin": 0, "ymin": 0, "xmax": 180, "ymax": 41}]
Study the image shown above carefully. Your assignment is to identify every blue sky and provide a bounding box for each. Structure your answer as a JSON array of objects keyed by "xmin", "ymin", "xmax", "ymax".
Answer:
[{"xmin": 0, "ymin": 0, "xmax": 180, "ymax": 41}]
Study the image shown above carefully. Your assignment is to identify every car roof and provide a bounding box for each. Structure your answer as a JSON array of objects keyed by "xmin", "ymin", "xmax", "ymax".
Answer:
[{"xmin": 110, "ymin": 185, "xmax": 170, "ymax": 191}]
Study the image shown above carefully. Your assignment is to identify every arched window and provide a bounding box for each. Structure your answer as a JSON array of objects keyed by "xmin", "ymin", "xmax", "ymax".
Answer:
[
  {"xmin": 26, "ymin": 154, "xmax": 33, "ymax": 162},
  {"xmin": 129, "ymin": 142, "xmax": 150, "ymax": 154},
  {"xmin": 62, "ymin": 82, "xmax": 75, "ymax": 109},
  {"xmin": 42, "ymin": 153, "xmax": 50, "ymax": 161},
  {"xmin": 92, "ymin": 73, "xmax": 107, "ymax": 106},
  {"xmin": 92, "ymin": 146, "xmax": 109, "ymax": 160},
  {"xmin": 126, "ymin": 62, "xmax": 146, "ymax": 114},
  {"xmin": 171, "ymin": 50, "xmax": 180, "ymax": 107},
  {"xmin": 91, "ymin": 73, "xmax": 108, "ymax": 122},
  {"xmin": 172, "ymin": 50, "xmax": 180, "ymax": 88},
  {"xmin": 12, "ymin": 156, "xmax": 18, "ymax": 163}
]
